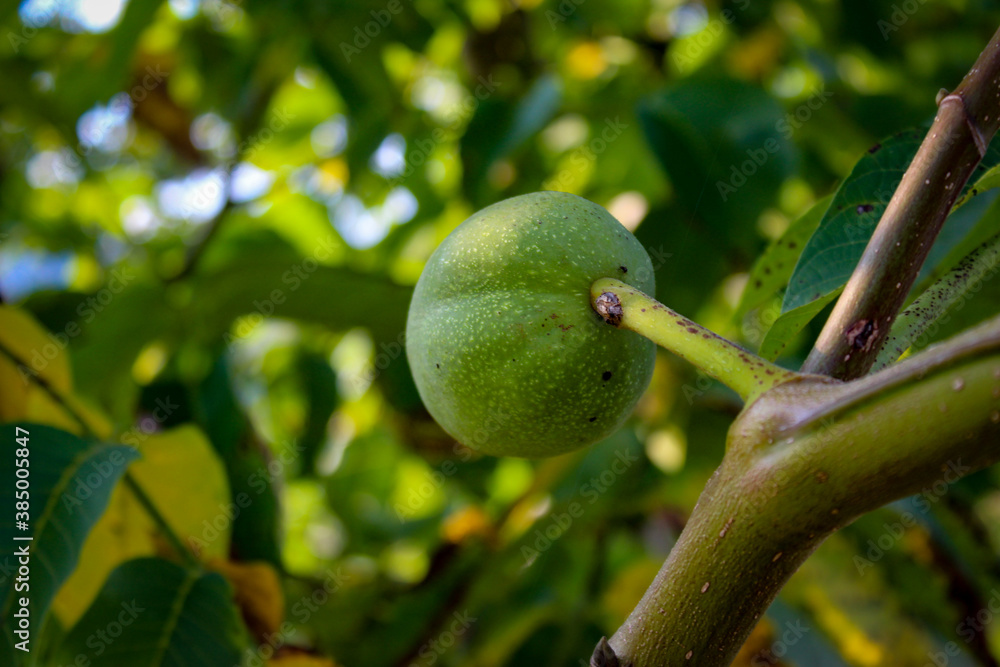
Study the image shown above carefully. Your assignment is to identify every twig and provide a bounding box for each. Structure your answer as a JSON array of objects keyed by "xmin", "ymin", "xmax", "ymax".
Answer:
[{"xmin": 803, "ymin": 25, "xmax": 1000, "ymax": 380}]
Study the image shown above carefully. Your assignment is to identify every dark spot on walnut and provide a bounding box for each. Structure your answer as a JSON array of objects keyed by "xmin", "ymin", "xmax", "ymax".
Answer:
[
  {"xmin": 588, "ymin": 416, "xmax": 597, "ymax": 422},
  {"xmin": 594, "ymin": 292, "xmax": 624, "ymax": 326},
  {"xmin": 602, "ymin": 371, "xmax": 613, "ymax": 381},
  {"xmin": 619, "ymin": 265, "xmax": 628, "ymax": 273},
  {"xmin": 435, "ymin": 363, "xmax": 440, "ymax": 369}
]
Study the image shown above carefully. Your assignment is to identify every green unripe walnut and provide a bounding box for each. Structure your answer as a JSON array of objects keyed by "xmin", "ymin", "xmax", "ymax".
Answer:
[{"xmin": 406, "ymin": 191, "xmax": 655, "ymax": 457}]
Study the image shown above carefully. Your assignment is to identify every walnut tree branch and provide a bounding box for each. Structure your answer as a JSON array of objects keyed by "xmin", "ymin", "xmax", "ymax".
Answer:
[{"xmin": 803, "ymin": 25, "xmax": 1000, "ymax": 380}]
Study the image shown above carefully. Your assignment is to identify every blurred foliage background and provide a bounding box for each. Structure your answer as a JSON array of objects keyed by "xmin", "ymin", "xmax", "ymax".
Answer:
[{"xmin": 2, "ymin": 0, "xmax": 1000, "ymax": 665}]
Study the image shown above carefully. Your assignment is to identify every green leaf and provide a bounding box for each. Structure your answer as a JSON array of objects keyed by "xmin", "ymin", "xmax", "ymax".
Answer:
[
  {"xmin": 736, "ymin": 195, "xmax": 832, "ymax": 321},
  {"xmin": 53, "ymin": 558, "xmax": 247, "ymax": 666},
  {"xmin": 784, "ymin": 129, "xmax": 1000, "ymax": 313},
  {"xmin": 920, "ymin": 190, "xmax": 1000, "ymax": 289},
  {"xmin": 783, "ymin": 130, "xmax": 922, "ymax": 312},
  {"xmin": 951, "ymin": 162, "xmax": 1000, "ymax": 211},
  {"xmin": 637, "ymin": 76, "xmax": 798, "ymax": 240},
  {"xmin": 759, "ymin": 289, "xmax": 841, "ymax": 362},
  {"xmin": 872, "ymin": 232, "xmax": 1000, "ymax": 372},
  {"xmin": 462, "ymin": 74, "xmax": 563, "ymax": 201},
  {"xmin": 0, "ymin": 424, "xmax": 138, "ymax": 664},
  {"xmin": 189, "ymin": 256, "xmax": 412, "ymax": 344},
  {"xmin": 70, "ymin": 280, "xmax": 174, "ymax": 410},
  {"xmin": 196, "ymin": 356, "xmax": 282, "ymax": 567}
]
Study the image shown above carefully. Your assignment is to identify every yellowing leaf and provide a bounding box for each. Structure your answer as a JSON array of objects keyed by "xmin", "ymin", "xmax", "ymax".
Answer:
[
  {"xmin": 22, "ymin": 390, "xmax": 114, "ymax": 439},
  {"xmin": 128, "ymin": 424, "xmax": 232, "ymax": 559},
  {"xmin": 0, "ymin": 305, "xmax": 72, "ymax": 423},
  {"xmin": 441, "ymin": 506, "xmax": 492, "ymax": 544},
  {"xmin": 731, "ymin": 618, "xmax": 790, "ymax": 667},
  {"xmin": 804, "ymin": 585, "xmax": 885, "ymax": 666},
  {"xmin": 50, "ymin": 482, "xmax": 155, "ymax": 626},
  {"xmin": 209, "ymin": 559, "xmax": 285, "ymax": 642},
  {"xmin": 0, "ymin": 357, "xmax": 28, "ymax": 421},
  {"xmin": 52, "ymin": 425, "xmax": 231, "ymax": 626},
  {"xmin": 0, "ymin": 305, "xmax": 112, "ymax": 437},
  {"xmin": 0, "ymin": 305, "xmax": 73, "ymax": 395}
]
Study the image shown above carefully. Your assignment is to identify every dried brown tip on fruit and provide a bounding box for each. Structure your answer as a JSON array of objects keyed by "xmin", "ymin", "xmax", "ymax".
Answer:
[{"xmin": 594, "ymin": 291, "xmax": 624, "ymax": 326}]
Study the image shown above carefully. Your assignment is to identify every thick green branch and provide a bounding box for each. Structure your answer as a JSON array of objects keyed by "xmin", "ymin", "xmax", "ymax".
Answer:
[
  {"xmin": 603, "ymin": 314, "xmax": 1000, "ymax": 666},
  {"xmin": 803, "ymin": 25, "xmax": 1000, "ymax": 380},
  {"xmin": 591, "ymin": 278, "xmax": 799, "ymax": 403}
]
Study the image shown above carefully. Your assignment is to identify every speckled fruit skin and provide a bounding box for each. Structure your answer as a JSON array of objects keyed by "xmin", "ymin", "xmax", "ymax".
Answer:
[{"xmin": 406, "ymin": 191, "xmax": 656, "ymax": 458}]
